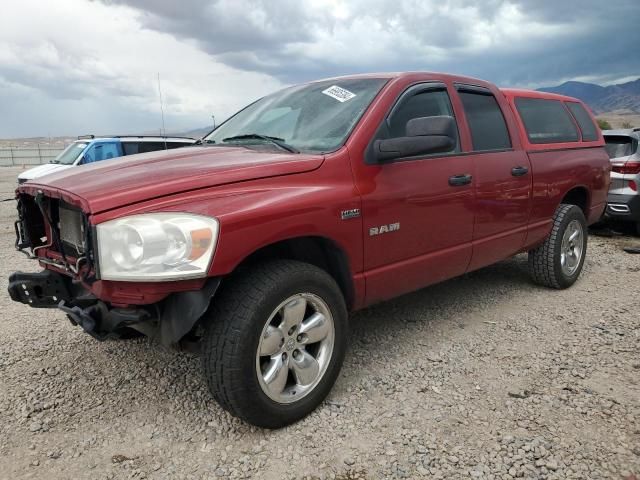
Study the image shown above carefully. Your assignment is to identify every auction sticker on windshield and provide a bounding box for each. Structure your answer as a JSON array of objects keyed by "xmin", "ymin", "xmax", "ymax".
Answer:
[{"xmin": 322, "ymin": 85, "xmax": 357, "ymax": 103}]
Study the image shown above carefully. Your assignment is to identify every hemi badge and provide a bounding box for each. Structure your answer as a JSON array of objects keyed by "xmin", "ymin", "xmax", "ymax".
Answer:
[{"xmin": 341, "ymin": 208, "xmax": 360, "ymax": 220}]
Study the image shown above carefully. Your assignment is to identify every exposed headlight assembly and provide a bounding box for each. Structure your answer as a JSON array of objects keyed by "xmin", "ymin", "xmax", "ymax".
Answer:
[{"xmin": 97, "ymin": 213, "xmax": 219, "ymax": 281}]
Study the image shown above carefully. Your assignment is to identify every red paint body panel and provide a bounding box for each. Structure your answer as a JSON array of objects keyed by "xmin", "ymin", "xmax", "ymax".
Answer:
[
  {"xmin": 466, "ymin": 149, "xmax": 532, "ymax": 272},
  {"xmin": 17, "ymin": 72, "xmax": 610, "ymax": 311},
  {"xmin": 523, "ymin": 147, "xmax": 610, "ymax": 248},
  {"xmin": 20, "ymin": 146, "xmax": 325, "ymax": 213}
]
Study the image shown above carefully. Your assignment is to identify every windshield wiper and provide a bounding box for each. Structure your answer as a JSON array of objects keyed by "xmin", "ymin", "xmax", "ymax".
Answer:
[{"xmin": 222, "ymin": 134, "xmax": 299, "ymax": 153}]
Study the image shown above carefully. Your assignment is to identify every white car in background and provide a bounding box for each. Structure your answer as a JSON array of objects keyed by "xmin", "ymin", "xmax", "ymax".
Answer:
[
  {"xmin": 17, "ymin": 135, "xmax": 196, "ymax": 184},
  {"xmin": 603, "ymin": 128, "xmax": 640, "ymax": 235}
]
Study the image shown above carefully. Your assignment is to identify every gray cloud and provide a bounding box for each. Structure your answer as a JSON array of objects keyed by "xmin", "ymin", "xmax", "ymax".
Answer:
[
  {"xmin": 101, "ymin": 0, "xmax": 321, "ymax": 55},
  {"xmin": 0, "ymin": 0, "xmax": 283, "ymax": 137},
  {"xmin": 99, "ymin": 0, "xmax": 640, "ymax": 87},
  {"xmin": 1, "ymin": 0, "xmax": 638, "ymax": 138},
  {"xmin": 0, "ymin": 48, "xmax": 149, "ymax": 101}
]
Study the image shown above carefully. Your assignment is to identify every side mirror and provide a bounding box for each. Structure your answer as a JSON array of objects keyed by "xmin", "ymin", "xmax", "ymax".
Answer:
[{"xmin": 373, "ymin": 115, "xmax": 457, "ymax": 162}]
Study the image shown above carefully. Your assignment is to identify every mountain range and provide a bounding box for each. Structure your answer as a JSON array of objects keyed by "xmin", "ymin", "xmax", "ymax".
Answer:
[{"xmin": 538, "ymin": 78, "xmax": 640, "ymax": 113}]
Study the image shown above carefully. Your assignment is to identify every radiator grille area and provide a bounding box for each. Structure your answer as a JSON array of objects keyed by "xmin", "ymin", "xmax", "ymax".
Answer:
[{"xmin": 59, "ymin": 204, "xmax": 86, "ymax": 256}]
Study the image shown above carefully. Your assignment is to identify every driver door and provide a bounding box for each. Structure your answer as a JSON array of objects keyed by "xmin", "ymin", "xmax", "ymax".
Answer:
[{"xmin": 359, "ymin": 83, "xmax": 475, "ymax": 303}]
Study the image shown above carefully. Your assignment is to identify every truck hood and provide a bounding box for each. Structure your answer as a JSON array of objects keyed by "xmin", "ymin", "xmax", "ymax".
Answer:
[
  {"xmin": 17, "ymin": 163, "xmax": 73, "ymax": 181},
  {"xmin": 19, "ymin": 146, "xmax": 324, "ymax": 214}
]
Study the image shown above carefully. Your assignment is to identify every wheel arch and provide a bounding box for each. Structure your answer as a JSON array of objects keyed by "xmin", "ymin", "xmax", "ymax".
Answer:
[
  {"xmin": 229, "ymin": 236, "xmax": 356, "ymax": 310},
  {"xmin": 560, "ymin": 185, "xmax": 590, "ymax": 216}
]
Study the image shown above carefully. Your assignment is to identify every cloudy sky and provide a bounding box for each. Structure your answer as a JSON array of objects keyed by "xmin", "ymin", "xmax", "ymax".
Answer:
[{"xmin": 0, "ymin": 0, "xmax": 638, "ymax": 138}]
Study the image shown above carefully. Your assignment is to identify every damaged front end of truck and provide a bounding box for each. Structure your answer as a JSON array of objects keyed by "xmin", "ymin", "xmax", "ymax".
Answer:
[{"xmin": 9, "ymin": 189, "xmax": 219, "ymax": 348}]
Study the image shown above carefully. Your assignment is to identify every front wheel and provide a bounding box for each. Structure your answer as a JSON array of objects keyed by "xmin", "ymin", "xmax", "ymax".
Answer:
[
  {"xmin": 528, "ymin": 204, "xmax": 588, "ymax": 289},
  {"xmin": 201, "ymin": 260, "xmax": 348, "ymax": 428}
]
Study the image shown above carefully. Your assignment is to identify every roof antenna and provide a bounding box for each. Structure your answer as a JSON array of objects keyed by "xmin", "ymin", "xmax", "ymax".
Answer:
[{"xmin": 157, "ymin": 72, "xmax": 168, "ymax": 150}]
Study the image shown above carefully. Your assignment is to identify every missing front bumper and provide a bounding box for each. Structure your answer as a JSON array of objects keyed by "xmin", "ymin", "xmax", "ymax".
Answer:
[
  {"xmin": 59, "ymin": 301, "xmax": 152, "ymax": 341},
  {"xmin": 8, "ymin": 269, "xmax": 221, "ymax": 346}
]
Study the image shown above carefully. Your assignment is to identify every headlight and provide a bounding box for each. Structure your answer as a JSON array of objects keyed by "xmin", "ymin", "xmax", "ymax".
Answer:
[{"xmin": 97, "ymin": 213, "xmax": 219, "ymax": 281}]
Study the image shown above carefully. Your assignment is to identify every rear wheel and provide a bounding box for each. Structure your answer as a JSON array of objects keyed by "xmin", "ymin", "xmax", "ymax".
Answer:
[
  {"xmin": 201, "ymin": 260, "xmax": 348, "ymax": 428},
  {"xmin": 528, "ymin": 204, "xmax": 588, "ymax": 289}
]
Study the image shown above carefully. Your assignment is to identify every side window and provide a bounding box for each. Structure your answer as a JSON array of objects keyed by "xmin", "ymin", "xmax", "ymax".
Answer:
[
  {"xmin": 137, "ymin": 142, "xmax": 168, "ymax": 153},
  {"xmin": 122, "ymin": 142, "xmax": 139, "ymax": 155},
  {"xmin": 565, "ymin": 102, "xmax": 598, "ymax": 141},
  {"xmin": 386, "ymin": 89, "xmax": 458, "ymax": 146},
  {"xmin": 95, "ymin": 142, "xmax": 121, "ymax": 162},
  {"xmin": 81, "ymin": 142, "xmax": 121, "ymax": 163},
  {"xmin": 81, "ymin": 144, "xmax": 96, "ymax": 163},
  {"xmin": 166, "ymin": 142, "xmax": 189, "ymax": 150},
  {"xmin": 515, "ymin": 98, "xmax": 579, "ymax": 144},
  {"xmin": 458, "ymin": 90, "xmax": 512, "ymax": 151}
]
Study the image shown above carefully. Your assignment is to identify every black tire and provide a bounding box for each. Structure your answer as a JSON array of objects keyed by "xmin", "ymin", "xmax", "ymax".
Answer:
[
  {"xmin": 635, "ymin": 222, "xmax": 640, "ymax": 237},
  {"xmin": 201, "ymin": 260, "xmax": 348, "ymax": 428},
  {"xmin": 528, "ymin": 204, "xmax": 588, "ymax": 289}
]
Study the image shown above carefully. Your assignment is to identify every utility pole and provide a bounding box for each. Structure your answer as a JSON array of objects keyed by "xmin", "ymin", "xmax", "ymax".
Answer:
[{"xmin": 157, "ymin": 73, "xmax": 168, "ymax": 149}]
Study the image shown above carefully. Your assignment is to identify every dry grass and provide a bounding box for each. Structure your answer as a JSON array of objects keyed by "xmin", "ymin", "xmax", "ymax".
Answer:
[{"xmin": 597, "ymin": 110, "xmax": 640, "ymax": 129}]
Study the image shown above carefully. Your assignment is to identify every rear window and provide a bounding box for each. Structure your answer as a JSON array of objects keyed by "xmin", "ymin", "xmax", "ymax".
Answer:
[
  {"xmin": 604, "ymin": 136, "xmax": 635, "ymax": 159},
  {"xmin": 515, "ymin": 98, "xmax": 579, "ymax": 144},
  {"xmin": 565, "ymin": 102, "xmax": 598, "ymax": 141}
]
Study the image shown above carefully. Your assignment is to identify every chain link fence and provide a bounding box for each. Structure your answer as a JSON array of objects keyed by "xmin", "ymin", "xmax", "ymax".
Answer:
[{"xmin": 0, "ymin": 145, "xmax": 66, "ymax": 167}]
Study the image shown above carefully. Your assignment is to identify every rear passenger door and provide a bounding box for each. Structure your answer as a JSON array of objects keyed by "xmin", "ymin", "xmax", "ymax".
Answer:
[{"xmin": 455, "ymin": 85, "xmax": 532, "ymax": 271}]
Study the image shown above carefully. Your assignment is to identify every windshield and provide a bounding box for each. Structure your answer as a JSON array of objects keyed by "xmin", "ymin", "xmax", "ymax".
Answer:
[
  {"xmin": 51, "ymin": 142, "xmax": 89, "ymax": 165},
  {"xmin": 204, "ymin": 78, "xmax": 388, "ymax": 153}
]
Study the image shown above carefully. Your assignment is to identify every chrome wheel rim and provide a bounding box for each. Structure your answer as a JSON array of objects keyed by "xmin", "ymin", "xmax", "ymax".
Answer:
[
  {"xmin": 560, "ymin": 219, "xmax": 584, "ymax": 276},
  {"xmin": 256, "ymin": 293, "xmax": 335, "ymax": 404}
]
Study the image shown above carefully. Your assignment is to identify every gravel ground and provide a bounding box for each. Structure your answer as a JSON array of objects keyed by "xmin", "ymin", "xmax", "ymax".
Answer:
[{"xmin": 0, "ymin": 166, "xmax": 638, "ymax": 480}]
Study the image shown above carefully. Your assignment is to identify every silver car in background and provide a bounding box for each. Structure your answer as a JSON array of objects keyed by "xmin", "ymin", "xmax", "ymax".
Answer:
[{"xmin": 603, "ymin": 128, "xmax": 640, "ymax": 235}]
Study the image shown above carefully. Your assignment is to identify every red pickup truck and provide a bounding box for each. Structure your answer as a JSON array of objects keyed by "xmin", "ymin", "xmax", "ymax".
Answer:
[{"xmin": 9, "ymin": 72, "xmax": 610, "ymax": 428}]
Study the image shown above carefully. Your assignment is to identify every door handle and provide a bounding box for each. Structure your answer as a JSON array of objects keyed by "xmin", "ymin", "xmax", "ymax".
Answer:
[
  {"xmin": 449, "ymin": 174, "xmax": 473, "ymax": 186},
  {"xmin": 511, "ymin": 166, "xmax": 529, "ymax": 177}
]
